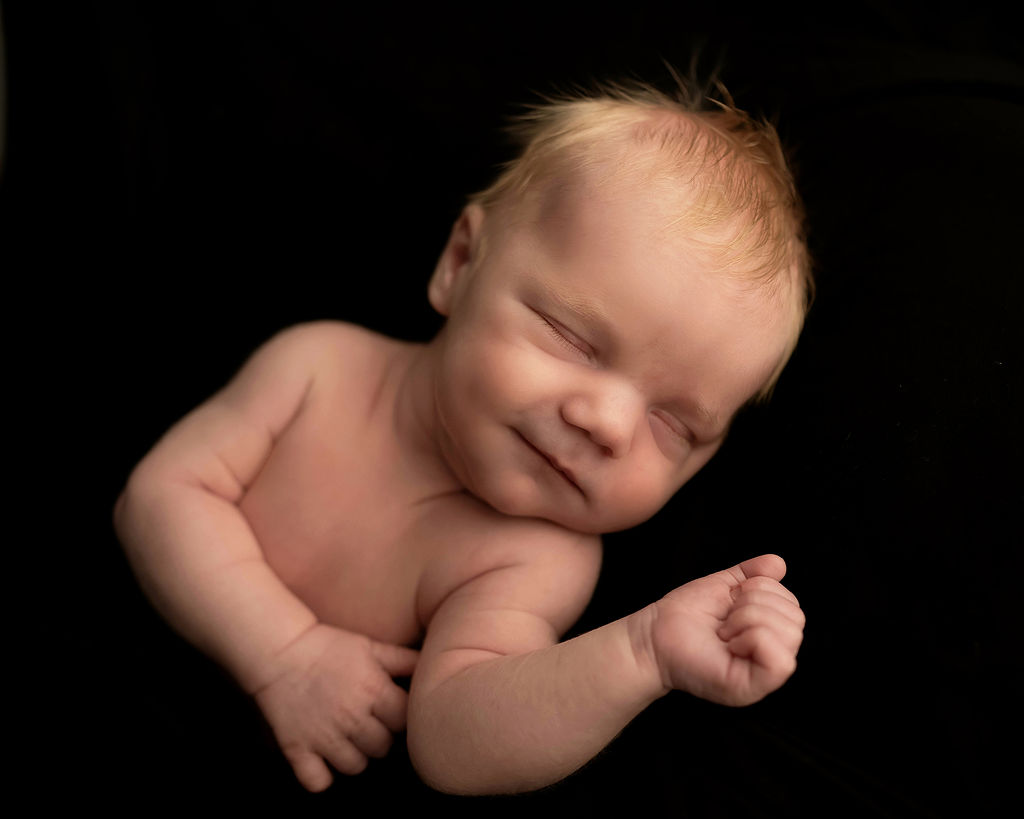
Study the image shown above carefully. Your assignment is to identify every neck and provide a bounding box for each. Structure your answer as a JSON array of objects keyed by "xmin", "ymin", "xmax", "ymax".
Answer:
[{"xmin": 391, "ymin": 333, "xmax": 464, "ymax": 499}]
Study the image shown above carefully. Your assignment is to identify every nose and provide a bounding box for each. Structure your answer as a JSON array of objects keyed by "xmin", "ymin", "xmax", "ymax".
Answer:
[{"xmin": 560, "ymin": 377, "xmax": 640, "ymax": 458}]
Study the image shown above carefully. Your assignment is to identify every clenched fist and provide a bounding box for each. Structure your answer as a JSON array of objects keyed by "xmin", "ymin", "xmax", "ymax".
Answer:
[{"xmin": 643, "ymin": 554, "xmax": 804, "ymax": 706}]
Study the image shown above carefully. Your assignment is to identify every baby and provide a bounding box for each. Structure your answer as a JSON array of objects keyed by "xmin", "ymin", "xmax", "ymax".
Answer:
[{"xmin": 114, "ymin": 81, "xmax": 811, "ymax": 796}]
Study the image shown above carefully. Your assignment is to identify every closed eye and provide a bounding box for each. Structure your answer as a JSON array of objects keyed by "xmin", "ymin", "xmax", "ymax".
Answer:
[
  {"xmin": 536, "ymin": 312, "xmax": 592, "ymax": 358},
  {"xmin": 651, "ymin": 409, "xmax": 695, "ymax": 445}
]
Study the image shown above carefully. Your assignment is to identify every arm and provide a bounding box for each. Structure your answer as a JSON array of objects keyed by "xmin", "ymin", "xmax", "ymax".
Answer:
[
  {"xmin": 408, "ymin": 551, "xmax": 803, "ymax": 795},
  {"xmin": 114, "ymin": 323, "xmax": 323, "ymax": 691},
  {"xmin": 113, "ymin": 322, "xmax": 416, "ymax": 791}
]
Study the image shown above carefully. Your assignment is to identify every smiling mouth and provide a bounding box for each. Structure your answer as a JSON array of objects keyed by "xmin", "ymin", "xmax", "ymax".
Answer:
[{"xmin": 515, "ymin": 430, "xmax": 585, "ymax": 497}]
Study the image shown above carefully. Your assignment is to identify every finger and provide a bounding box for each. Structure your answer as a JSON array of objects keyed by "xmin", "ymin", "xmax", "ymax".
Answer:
[
  {"xmin": 283, "ymin": 747, "xmax": 334, "ymax": 793},
  {"xmin": 319, "ymin": 737, "xmax": 369, "ymax": 777},
  {"xmin": 372, "ymin": 641, "xmax": 420, "ymax": 677},
  {"xmin": 718, "ymin": 604, "xmax": 805, "ymax": 651},
  {"xmin": 351, "ymin": 716, "xmax": 394, "ymax": 760},
  {"xmin": 735, "ymin": 575, "xmax": 800, "ymax": 608},
  {"xmin": 371, "ymin": 680, "xmax": 410, "ymax": 733},
  {"xmin": 718, "ymin": 554, "xmax": 787, "ymax": 589},
  {"xmin": 728, "ymin": 625, "xmax": 798, "ymax": 679},
  {"xmin": 737, "ymin": 554, "xmax": 787, "ymax": 583},
  {"xmin": 730, "ymin": 589, "xmax": 806, "ymax": 628}
]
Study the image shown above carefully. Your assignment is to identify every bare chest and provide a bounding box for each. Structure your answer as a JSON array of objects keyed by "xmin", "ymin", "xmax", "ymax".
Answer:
[{"xmin": 239, "ymin": 377, "xmax": 434, "ymax": 646}]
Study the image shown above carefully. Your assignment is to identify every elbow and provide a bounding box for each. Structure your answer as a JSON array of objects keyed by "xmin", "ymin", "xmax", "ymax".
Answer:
[
  {"xmin": 406, "ymin": 714, "xmax": 542, "ymax": 797},
  {"xmin": 112, "ymin": 488, "xmax": 127, "ymax": 533},
  {"xmin": 406, "ymin": 710, "xmax": 491, "ymax": 796},
  {"xmin": 112, "ymin": 471, "xmax": 148, "ymax": 559},
  {"xmin": 407, "ymin": 746, "xmax": 485, "ymax": 796},
  {"xmin": 112, "ymin": 469, "xmax": 140, "ymax": 546},
  {"xmin": 112, "ymin": 462, "xmax": 151, "ymax": 538},
  {"xmin": 112, "ymin": 470, "xmax": 140, "ymax": 536},
  {"xmin": 406, "ymin": 719, "xmax": 466, "ymax": 795},
  {"xmin": 407, "ymin": 741, "xmax": 542, "ymax": 797},
  {"xmin": 111, "ymin": 462, "xmax": 176, "ymax": 556}
]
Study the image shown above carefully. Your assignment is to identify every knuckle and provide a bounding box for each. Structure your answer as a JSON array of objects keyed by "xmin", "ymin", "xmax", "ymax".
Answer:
[
  {"xmin": 767, "ymin": 645, "xmax": 797, "ymax": 677},
  {"xmin": 729, "ymin": 603, "xmax": 762, "ymax": 626},
  {"xmin": 279, "ymin": 738, "xmax": 309, "ymax": 764},
  {"xmin": 735, "ymin": 589, "xmax": 769, "ymax": 609},
  {"xmin": 358, "ymin": 672, "xmax": 388, "ymax": 704}
]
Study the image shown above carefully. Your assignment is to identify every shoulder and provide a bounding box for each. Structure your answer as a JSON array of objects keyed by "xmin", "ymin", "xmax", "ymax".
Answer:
[
  {"xmin": 412, "ymin": 500, "xmax": 603, "ymax": 686},
  {"xmin": 417, "ymin": 495, "xmax": 603, "ymax": 639},
  {"xmin": 199, "ymin": 320, "xmax": 405, "ymax": 444},
  {"xmin": 253, "ymin": 320, "xmax": 396, "ymax": 370},
  {"xmin": 498, "ymin": 517, "xmax": 603, "ymax": 637},
  {"xmin": 234, "ymin": 320, "xmax": 410, "ymax": 398}
]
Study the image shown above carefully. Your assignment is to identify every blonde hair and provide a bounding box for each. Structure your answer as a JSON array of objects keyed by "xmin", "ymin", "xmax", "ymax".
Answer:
[{"xmin": 470, "ymin": 79, "xmax": 813, "ymax": 400}]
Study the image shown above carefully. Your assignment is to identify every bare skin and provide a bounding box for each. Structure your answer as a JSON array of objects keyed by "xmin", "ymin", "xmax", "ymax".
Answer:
[{"xmin": 114, "ymin": 172, "xmax": 805, "ymax": 795}]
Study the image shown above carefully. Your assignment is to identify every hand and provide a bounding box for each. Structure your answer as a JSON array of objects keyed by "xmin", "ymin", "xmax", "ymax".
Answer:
[
  {"xmin": 647, "ymin": 554, "xmax": 804, "ymax": 706},
  {"xmin": 252, "ymin": 623, "xmax": 419, "ymax": 792}
]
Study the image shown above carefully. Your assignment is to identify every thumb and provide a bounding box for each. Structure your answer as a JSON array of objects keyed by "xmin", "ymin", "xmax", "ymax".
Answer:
[
  {"xmin": 371, "ymin": 641, "xmax": 420, "ymax": 677},
  {"xmin": 728, "ymin": 554, "xmax": 787, "ymax": 585}
]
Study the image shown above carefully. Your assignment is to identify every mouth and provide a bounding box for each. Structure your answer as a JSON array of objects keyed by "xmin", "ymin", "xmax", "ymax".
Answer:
[{"xmin": 514, "ymin": 430, "xmax": 585, "ymax": 497}]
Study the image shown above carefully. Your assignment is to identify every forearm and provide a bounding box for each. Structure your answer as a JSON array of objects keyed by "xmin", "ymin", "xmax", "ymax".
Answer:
[
  {"xmin": 407, "ymin": 610, "xmax": 667, "ymax": 795},
  {"xmin": 114, "ymin": 474, "xmax": 317, "ymax": 694}
]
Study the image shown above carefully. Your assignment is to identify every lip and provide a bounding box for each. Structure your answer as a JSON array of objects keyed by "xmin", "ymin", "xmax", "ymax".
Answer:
[{"xmin": 515, "ymin": 430, "xmax": 585, "ymax": 496}]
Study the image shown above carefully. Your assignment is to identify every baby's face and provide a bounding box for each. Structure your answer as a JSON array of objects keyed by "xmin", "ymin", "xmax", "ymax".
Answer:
[{"xmin": 428, "ymin": 179, "xmax": 796, "ymax": 534}]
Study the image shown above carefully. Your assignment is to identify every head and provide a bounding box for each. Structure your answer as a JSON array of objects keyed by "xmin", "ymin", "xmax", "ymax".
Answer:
[{"xmin": 425, "ymin": 81, "xmax": 812, "ymax": 534}]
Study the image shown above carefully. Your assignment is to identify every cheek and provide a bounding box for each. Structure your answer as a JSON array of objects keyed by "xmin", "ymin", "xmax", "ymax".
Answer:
[
  {"xmin": 613, "ymin": 439, "xmax": 723, "ymax": 526},
  {"xmin": 435, "ymin": 347, "xmax": 519, "ymax": 445},
  {"xmin": 603, "ymin": 459, "xmax": 680, "ymax": 528},
  {"xmin": 457, "ymin": 330, "xmax": 557, "ymax": 410}
]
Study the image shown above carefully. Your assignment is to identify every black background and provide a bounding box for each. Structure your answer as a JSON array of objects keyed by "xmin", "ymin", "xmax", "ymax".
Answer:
[{"xmin": 9, "ymin": 2, "xmax": 1022, "ymax": 816}]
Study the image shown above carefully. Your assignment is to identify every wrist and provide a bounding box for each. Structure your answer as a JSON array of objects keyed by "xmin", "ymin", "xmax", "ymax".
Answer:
[
  {"xmin": 624, "ymin": 605, "xmax": 672, "ymax": 699},
  {"xmin": 237, "ymin": 618, "xmax": 321, "ymax": 696}
]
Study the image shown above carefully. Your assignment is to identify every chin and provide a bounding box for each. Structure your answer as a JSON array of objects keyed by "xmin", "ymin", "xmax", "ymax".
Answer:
[
  {"xmin": 476, "ymin": 475, "xmax": 658, "ymax": 534},
  {"xmin": 475, "ymin": 474, "xmax": 543, "ymax": 519},
  {"xmin": 539, "ymin": 500, "xmax": 650, "ymax": 536},
  {"xmin": 474, "ymin": 478, "xmax": 580, "ymax": 531},
  {"xmin": 569, "ymin": 501, "xmax": 661, "ymax": 535}
]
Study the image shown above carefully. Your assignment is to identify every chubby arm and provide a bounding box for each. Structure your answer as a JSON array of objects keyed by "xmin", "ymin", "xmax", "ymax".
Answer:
[
  {"xmin": 114, "ymin": 323, "xmax": 417, "ymax": 790},
  {"xmin": 114, "ymin": 323, "xmax": 326, "ymax": 692},
  {"xmin": 408, "ymin": 529, "xmax": 655, "ymax": 794},
  {"xmin": 408, "ymin": 547, "xmax": 803, "ymax": 795}
]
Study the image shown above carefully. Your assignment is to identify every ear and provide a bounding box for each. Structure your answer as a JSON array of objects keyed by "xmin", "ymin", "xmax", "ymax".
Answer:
[{"xmin": 428, "ymin": 204, "xmax": 486, "ymax": 316}]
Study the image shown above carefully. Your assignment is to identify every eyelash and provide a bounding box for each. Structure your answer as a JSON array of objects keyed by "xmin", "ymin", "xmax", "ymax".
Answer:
[{"xmin": 539, "ymin": 314, "xmax": 590, "ymax": 357}]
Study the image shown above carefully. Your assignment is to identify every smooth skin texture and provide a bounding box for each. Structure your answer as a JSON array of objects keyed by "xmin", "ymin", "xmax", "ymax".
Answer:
[
  {"xmin": 425, "ymin": 178, "xmax": 793, "ymax": 534},
  {"xmin": 114, "ymin": 169, "xmax": 804, "ymax": 794}
]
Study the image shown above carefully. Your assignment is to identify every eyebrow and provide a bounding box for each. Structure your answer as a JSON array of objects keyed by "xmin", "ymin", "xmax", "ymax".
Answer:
[{"xmin": 543, "ymin": 283, "xmax": 610, "ymax": 330}]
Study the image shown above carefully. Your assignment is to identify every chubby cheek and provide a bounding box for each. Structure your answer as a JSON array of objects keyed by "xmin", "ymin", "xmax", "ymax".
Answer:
[
  {"xmin": 605, "ymin": 439, "xmax": 722, "ymax": 531},
  {"xmin": 589, "ymin": 460, "xmax": 677, "ymax": 531},
  {"xmin": 457, "ymin": 330, "xmax": 556, "ymax": 414},
  {"xmin": 615, "ymin": 475, "xmax": 678, "ymax": 528}
]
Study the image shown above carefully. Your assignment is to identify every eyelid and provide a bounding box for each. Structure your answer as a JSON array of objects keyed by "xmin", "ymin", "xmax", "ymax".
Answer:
[
  {"xmin": 536, "ymin": 311, "xmax": 594, "ymax": 358},
  {"xmin": 651, "ymin": 409, "xmax": 695, "ymax": 445}
]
